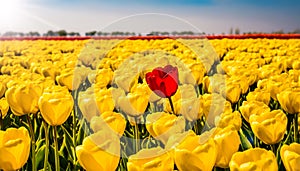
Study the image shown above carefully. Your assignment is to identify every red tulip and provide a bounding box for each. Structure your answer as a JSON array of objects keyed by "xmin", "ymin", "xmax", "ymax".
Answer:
[{"xmin": 145, "ymin": 65, "xmax": 178, "ymax": 98}]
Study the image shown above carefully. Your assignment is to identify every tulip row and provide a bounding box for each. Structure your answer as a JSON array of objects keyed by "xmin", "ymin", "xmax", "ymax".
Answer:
[{"xmin": 0, "ymin": 37, "xmax": 300, "ymax": 171}]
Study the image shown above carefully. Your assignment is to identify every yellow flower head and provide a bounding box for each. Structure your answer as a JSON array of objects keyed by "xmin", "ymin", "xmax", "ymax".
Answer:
[
  {"xmin": 38, "ymin": 86, "xmax": 74, "ymax": 126},
  {"xmin": 278, "ymin": 90, "xmax": 300, "ymax": 114},
  {"xmin": 5, "ymin": 82, "xmax": 42, "ymax": 116},
  {"xmin": 280, "ymin": 143, "xmax": 300, "ymax": 171},
  {"xmin": 166, "ymin": 130, "xmax": 217, "ymax": 171},
  {"xmin": 78, "ymin": 87, "xmax": 100, "ymax": 122},
  {"xmin": 229, "ymin": 148, "xmax": 278, "ymax": 171},
  {"xmin": 239, "ymin": 100, "xmax": 270, "ymax": 122},
  {"xmin": 215, "ymin": 111, "xmax": 242, "ymax": 131},
  {"xmin": 250, "ymin": 109, "xmax": 287, "ymax": 145},
  {"xmin": 0, "ymin": 98, "xmax": 9, "ymax": 119},
  {"xmin": 212, "ymin": 125, "xmax": 241, "ymax": 168},
  {"xmin": 118, "ymin": 91, "xmax": 149, "ymax": 117},
  {"xmin": 76, "ymin": 130, "xmax": 120, "ymax": 171},
  {"xmin": 0, "ymin": 127, "xmax": 31, "ymax": 171},
  {"xmin": 90, "ymin": 111, "xmax": 126, "ymax": 136},
  {"xmin": 146, "ymin": 112, "xmax": 185, "ymax": 144},
  {"xmin": 127, "ymin": 147, "xmax": 174, "ymax": 171}
]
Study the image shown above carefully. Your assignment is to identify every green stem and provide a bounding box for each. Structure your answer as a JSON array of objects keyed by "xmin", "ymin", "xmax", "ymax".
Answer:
[
  {"xmin": 43, "ymin": 121, "xmax": 49, "ymax": 171},
  {"xmin": 72, "ymin": 109, "xmax": 77, "ymax": 163},
  {"xmin": 26, "ymin": 115, "xmax": 36, "ymax": 171},
  {"xmin": 168, "ymin": 97, "xmax": 175, "ymax": 114},
  {"xmin": 270, "ymin": 144, "xmax": 276, "ymax": 155},
  {"xmin": 254, "ymin": 135, "xmax": 258, "ymax": 148},
  {"xmin": 294, "ymin": 113, "xmax": 299, "ymax": 143},
  {"xmin": 193, "ymin": 120, "xmax": 199, "ymax": 135},
  {"xmin": 134, "ymin": 117, "xmax": 140, "ymax": 153},
  {"xmin": 72, "ymin": 89, "xmax": 78, "ymax": 164},
  {"xmin": 195, "ymin": 85, "xmax": 200, "ymax": 96},
  {"xmin": 53, "ymin": 126, "xmax": 60, "ymax": 171}
]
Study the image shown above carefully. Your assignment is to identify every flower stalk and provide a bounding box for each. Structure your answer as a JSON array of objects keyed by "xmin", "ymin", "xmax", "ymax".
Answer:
[
  {"xmin": 43, "ymin": 121, "xmax": 49, "ymax": 171},
  {"xmin": 168, "ymin": 97, "xmax": 175, "ymax": 114},
  {"xmin": 53, "ymin": 126, "xmax": 60, "ymax": 171},
  {"xmin": 26, "ymin": 115, "xmax": 36, "ymax": 171},
  {"xmin": 294, "ymin": 113, "xmax": 299, "ymax": 143},
  {"xmin": 134, "ymin": 117, "xmax": 140, "ymax": 153}
]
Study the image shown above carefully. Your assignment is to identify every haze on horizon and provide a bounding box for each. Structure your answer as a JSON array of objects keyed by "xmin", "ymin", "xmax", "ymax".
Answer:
[{"xmin": 0, "ymin": 0, "xmax": 299, "ymax": 35}]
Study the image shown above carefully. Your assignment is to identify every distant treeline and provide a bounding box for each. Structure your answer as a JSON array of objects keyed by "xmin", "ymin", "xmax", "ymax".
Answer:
[{"xmin": 1, "ymin": 28, "xmax": 300, "ymax": 37}]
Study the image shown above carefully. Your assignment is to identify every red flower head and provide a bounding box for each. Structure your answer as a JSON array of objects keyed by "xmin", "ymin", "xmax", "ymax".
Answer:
[{"xmin": 145, "ymin": 65, "xmax": 179, "ymax": 98}]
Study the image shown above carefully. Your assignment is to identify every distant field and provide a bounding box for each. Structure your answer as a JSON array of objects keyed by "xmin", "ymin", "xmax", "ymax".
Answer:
[{"xmin": 0, "ymin": 35, "xmax": 299, "ymax": 171}]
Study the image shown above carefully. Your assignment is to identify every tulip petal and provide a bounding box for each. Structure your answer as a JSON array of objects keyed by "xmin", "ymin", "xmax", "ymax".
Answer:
[{"xmin": 175, "ymin": 149, "xmax": 205, "ymax": 171}]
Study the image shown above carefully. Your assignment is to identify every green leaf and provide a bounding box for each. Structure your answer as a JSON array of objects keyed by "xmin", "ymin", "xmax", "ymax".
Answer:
[
  {"xmin": 239, "ymin": 129, "xmax": 253, "ymax": 150},
  {"xmin": 35, "ymin": 144, "xmax": 45, "ymax": 169},
  {"xmin": 35, "ymin": 139, "xmax": 45, "ymax": 151},
  {"xmin": 61, "ymin": 125, "xmax": 76, "ymax": 161},
  {"xmin": 76, "ymin": 119, "xmax": 86, "ymax": 146}
]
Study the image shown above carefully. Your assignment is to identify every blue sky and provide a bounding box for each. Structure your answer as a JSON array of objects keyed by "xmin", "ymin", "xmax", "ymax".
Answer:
[{"xmin": 0, "ymin": 0, "xmax": 299, "ymax": 35}]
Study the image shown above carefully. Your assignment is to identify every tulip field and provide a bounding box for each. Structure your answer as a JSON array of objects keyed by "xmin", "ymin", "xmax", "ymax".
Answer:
[{"xmin": 0, "ymin": 35, "xmax": 300, "ymax": 171}]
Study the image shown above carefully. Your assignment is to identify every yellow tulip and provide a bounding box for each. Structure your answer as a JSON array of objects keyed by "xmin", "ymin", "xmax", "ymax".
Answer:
[
  {"xmin": 299, "ymin": 115, "xmax": 300, "ymax": 133},
  {"xmin": 118, "ymin": 92, "xmax": 148, "ymax": 117},
  {"xmin": 127, "ymin": 147, "xmax": 174, "ymax": 171},
  {"xmin": 202, "ymin": 93, "xmax": 232, "ymax": 126},
  {"xmin": 270, "ymin": 81, "xmax": 290, "ymax": 101},
  {"xmin": 166, "ymin": 130, "xmax": 217, "ymax": 171},
  {"xmin": 179, "ymin": 97, "xmax": 203, "ymax": 121},
  {"xmin": 249, "ymin": 109, "xmax": 287, "ymax": 145},
  {"xmin": 229, "ymin": 148, "xmax": 278, "ymax": 171},
  {"xmin": 110, "ymin": 87, "xmax": 126, "ymax": 109},
  {"xmin": 74, "ymin": 66, "xmax": 92, "ymax": 83},
  {"xmin": 231, "ymin": 76, "xmax": 249, "ymax": 94},
  {"xmin": 114, "ymin": 73, "xmax": 138, "ymax": 93},
  {"xmin": 78, "ymin": 87, "xmax": 100, "ymax": 122},
  {"xmin": 148, "ymin": 91, "xmax": 162, "ymax": 103},
  {"xmin": 163, "ymin": 84, "xmax": 197, "ymax": 115},
  {"xmin": 280, "ymin": 143, "xmax": 300, "ymax": 171},
  {"xmin": 173, "ymin": 84, "xmax": 198, "ymax": 102},
  {"xmin": 87, "ymin": 70, "xmax": 97, "ymax": 84},
  {"xmin": 293, "ymin": 61, "xmax": 300, "ymax": 70},
  {"xmin": 202, "ymin": 76, "xmax": 211, "ymax": 93},
  {"xmin": 179, "ymin": 69, "xmax": 197, "ymax": 85},
  {"xmin": 164, "ymin": 98, "xmax": 181, "ymax": 115},
  {"xmin": 90, "ymin": 111, "xmax": 126, "ymax": 136},
  {"xmin": 76, "ymin": 130, "xmax": 120, "ymax": 171},
  {"xmin": 95, "ymin": 93, "xmax": 115, "ymax": 115},
  {"xmin": 215, "ymin": 111, "xmax": 242, "ymax": 131},
  {"xmin": 41, "ymin": 65, "xmax": 59, "ymax": 80},
  {"xmin": 277, "ymin": 90, "xmax": 300, "ymax": 114},
  {"xmin": 288, "ymin": 70, "xmax": 300, "ymax": 82},
  {"xmin": 246, "ymin": 89, "xmax": 270, "ymax": 105},
  {"xmin": 146, "ymin": 112, "xmax": 185, "ymax": 144},
  {"xmin": 0, "ymin": 82, "xmax": 6, "ymax": 98},
  {"xmin": 38, "ymin": 86, "xmax": 74, "ymax": 126},
  {"xmin": 0, "ymin": 98, "xmax": 9, "ymax": 119},
  {"xmin": 203, "ymin": 74, "xmax": 227, "ymax": 94},
  {"xmin": 212, "ymin": 125, "xmax": 241, "ymax": 168},
  {"xmin": 130, "ymin": 83, "xmax": 151, "ymax": 95},
  {"xmin": 5, "ymin": 82, "xmax": 42, "ymax": 116},
  {"xmin": 243, "ymin": 70, "xmax": 258, "ymax": 86},
  {"xmin": 56, "ymin": 68, "xmax": 81, "ymax": 90},
  {"xmin": 239, "ymin": 100, "xmax": 270, "ymax": 122},
  {"xmin": 189, "ymin": 62, "xmax": 205, "ymax": 85},
  {"xmin": 95, "ymin": 68, "xmax": 114, "ymax": 89},
  {"xmin": 0, "ymin": 127, "xmax": 31, "ymax": 171},
  {"xmin": 221, "ymin": 83, "xmax": 241, "ymax": 104}
]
